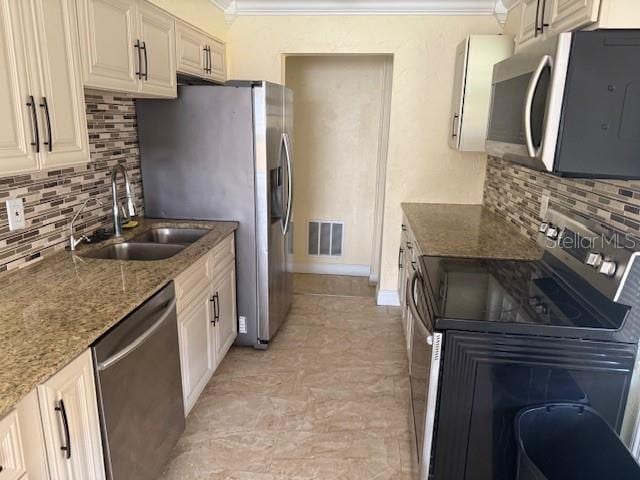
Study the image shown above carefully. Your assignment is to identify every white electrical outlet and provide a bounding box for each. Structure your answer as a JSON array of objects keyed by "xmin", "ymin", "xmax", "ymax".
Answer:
[
  {"xmin": 6, "ymin": 198, "xmax": 25, "ymax": 231},
  {"xmin": 540, "ymin": 194, "xmax": 550, "ymax": 219},
  {"xmin": 239, "ymin": 316, "xmax": 247, "ymax": 334}
]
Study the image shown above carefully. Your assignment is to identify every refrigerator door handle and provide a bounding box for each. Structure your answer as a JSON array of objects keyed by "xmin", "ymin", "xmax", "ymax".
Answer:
[{"xmin": 281, "ymin": 132, "xmax": 294, "ymax": 235}]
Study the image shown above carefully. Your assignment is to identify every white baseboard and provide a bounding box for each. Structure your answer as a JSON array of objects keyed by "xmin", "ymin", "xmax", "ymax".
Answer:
[
  {"xmin": 293, "ymin": 263, "xmax": 370, "ymax": 277},
  {"xmin": 377, "ymin": 289, "xmax": 400, "ymax": 306}
]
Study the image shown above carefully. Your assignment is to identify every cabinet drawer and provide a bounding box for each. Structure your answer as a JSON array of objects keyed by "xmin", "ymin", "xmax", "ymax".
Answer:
[
  {"xmin": 0, "ymin": 411, "xmax": 25, "ymax": 480},
  {"xmin": 210, "ymin": 234, "xmax": 235, "ymax": 277},
  {"xmin": 175, "ymin": 254, "xmax": 212, "ymax": 312}
]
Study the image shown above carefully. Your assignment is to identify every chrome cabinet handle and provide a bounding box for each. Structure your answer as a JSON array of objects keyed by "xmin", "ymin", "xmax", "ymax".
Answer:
[
  {"xmin": 134, "ymin": 40, "xmax": 142, "ymax": 79},
  {"xmin": 524, "ymin": 55, "xmax": 552, "ymax": 158},
  {"xmin": 210, "ymin": 292, "xmax": 220, "ymax": 325},
  {"xmin": 55, "ymin": 399, "xmax": 71, "ymax": 460},
  {"xmin": 40, "ymin": 97, "xmax": 52, "ymax": 152},
  {"xmin": 203, "ymin": 46, "xmax": 209, "ymax": 73},
  {"xmin": 26, "ymin": 95, "xmax": 40, "ymax": 153},
  {"xmin": 281, "ymin": 132, "xmax": 294, "ymax": 235},
  {"xmin": 536, "ymin": 0, "xmax": 549, "ymax": 34},
  {"xmin": 98, "ymin": 298, "xmax": 177, "ymax": 371},
  {"xmin": 141, "ymin": 41, "xmax": 148, "ymax": 80},
  {"xmin": 398, "ymin": 247, "xmax": 404, "ymax": 269}
]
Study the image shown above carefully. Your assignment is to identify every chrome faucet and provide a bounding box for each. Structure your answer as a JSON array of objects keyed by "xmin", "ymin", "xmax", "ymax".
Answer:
[
  {"xmin": 111, "ymin": 164, "xmax": 137, "ymax": 237},
  {"xmin": 69, "ymin": 198, "xmax": 104, "ymax": 251}
]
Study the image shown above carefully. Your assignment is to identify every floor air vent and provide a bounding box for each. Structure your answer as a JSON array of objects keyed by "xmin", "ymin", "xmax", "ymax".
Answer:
[{"xmin": 308, "ymin": 221, "xmax": 343, "ymax": 257}]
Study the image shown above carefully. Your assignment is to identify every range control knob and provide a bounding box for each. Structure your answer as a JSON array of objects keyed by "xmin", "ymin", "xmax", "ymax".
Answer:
[
  {"xmin": 538, "ymin": 222, "xmax": 549, "ymax": 233},
  {"xmin": 545, "ymin": 224, "xmax": 560, "ymax": 240},
  {"xmin": 585, "ymin": 251, "xmax": 603, "ymax": 268},
  {"xmin": 599, "ymin": 259, "xmax": 617, "ymax": 277}
]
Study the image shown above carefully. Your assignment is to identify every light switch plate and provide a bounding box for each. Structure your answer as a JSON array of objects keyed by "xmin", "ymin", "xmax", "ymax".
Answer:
[{"xmin": 6, "ymin": 198, "xmax": 25, "ymax": 231}]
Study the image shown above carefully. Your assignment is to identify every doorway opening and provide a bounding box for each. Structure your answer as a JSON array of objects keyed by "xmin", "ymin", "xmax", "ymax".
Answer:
[{"xmin": 284, "ymin": 54, "xmax": 393, "ymax": 287}]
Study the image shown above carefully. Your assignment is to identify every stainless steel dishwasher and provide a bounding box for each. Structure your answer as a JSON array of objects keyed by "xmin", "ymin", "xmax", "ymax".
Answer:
[{"xmin": 92, "ymin": 282, "xmax": 184, "ymax": 480}]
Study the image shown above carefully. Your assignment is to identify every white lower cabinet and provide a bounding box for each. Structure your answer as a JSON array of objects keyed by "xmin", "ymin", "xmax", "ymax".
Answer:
[
  {"xmin": 212, "ymin": 262, "xmax": 238, "ymax": 366},
  {"xmin": 176, "ymin": 233, "xmax": 237, "ymax": 416},
  {"xmin": 37, "ymin": 350, "xmax": 105, "ymax": 480},
  {"xmin": 0, "ymin": 410, "xmax": 26, "ymax": 480},
  {"xmin": 178, "ymin": 286, "xmax": 216, "ymax": 415}
]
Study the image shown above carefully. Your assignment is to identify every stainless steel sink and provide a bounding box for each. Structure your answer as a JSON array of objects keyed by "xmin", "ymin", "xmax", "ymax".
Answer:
[
  {"xmin": 130, "ymin": 228, "xmax": 208, "ymax": 245},
  {"xmin": 82, "ymin": 242, "xmax": 186, "ymax": 261}
]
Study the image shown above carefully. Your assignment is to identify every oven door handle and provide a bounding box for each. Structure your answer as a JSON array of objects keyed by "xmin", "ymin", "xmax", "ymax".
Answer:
[
  {"xmin": 97, "ymin": 298, "xmax": 177, "ymax": 371},
  {"xmin": 407, "ymin": 271, "xmax": 428, "ymax": 331},
  {"xmin": 524, "ymin": 54, "xmax": 553, "ymax": 158}
]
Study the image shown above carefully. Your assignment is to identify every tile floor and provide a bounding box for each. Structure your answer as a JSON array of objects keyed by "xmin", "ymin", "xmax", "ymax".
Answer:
[
  {"xmin": 293, "ymin": 273, "xmax": 377, "ymax": 298},
  {"xmin": 161, "ymin": 275, "xmax": 416, "ymax": 479}
]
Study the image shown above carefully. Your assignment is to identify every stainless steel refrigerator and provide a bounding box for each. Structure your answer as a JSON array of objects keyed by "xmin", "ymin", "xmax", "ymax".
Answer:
[{"xmin": 136, "ymin": 81, "xmax": 294, "ymax": 348}]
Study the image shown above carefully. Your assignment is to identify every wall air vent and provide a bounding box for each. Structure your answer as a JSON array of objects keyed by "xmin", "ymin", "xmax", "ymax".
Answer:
[{"xmin": 308, "ymin": 221, "xmax": 343, "ymax": 257}]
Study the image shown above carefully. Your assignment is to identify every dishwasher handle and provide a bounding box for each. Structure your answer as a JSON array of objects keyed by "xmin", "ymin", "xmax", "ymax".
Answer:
[{"xmin": 97, "ymin": 298, "xmax": 177, "ymax": 371}]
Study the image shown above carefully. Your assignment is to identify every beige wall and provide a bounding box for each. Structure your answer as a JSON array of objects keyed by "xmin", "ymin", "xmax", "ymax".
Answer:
[
  {"xmin": 148, "ymin": 0, "xmax": 229, "ymax": 41},
  {"xmin": 285, "ymin": 55, "xmax": 388, "ymax": 273},
  {"xmin": 228, "ymin": 16, "xmax": 501, "ymax": 295}
]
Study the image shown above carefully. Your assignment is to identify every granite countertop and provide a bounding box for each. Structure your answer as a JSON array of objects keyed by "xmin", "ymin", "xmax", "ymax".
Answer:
[
  {"xmin": 0, "ymin": 218, "xmax": 237, "ymax": 418},
  {"xmin": 401, "ymin": 203, "xmax": 542, "ymax": 260}
]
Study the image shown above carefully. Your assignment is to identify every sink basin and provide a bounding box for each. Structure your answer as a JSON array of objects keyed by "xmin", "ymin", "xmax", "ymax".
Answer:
[
  {"xmin": 82, "ymin": 242, "xmax": 186, "ymax": 261},
  {"xmin": 131, "ymin": 228, "xmax": 208, "ymax": 245}
]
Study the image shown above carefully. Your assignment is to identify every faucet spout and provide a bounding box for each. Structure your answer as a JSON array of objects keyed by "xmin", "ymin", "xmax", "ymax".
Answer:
[{"xmin": 111, "ymin": 164, "xmax": 137, "ymax": 237}]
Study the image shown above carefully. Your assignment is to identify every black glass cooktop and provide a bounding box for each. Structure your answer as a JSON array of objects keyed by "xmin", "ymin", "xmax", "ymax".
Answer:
[{"xmin": 419, "ymin": 253, "xmax": 630, "ymax": 332}]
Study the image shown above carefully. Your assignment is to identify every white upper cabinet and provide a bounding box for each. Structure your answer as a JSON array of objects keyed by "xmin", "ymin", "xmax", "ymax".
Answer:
[
  {"xmin": 137, "ymin": 1, "xmax": 176, "ymax": 96},
  {"xmin": 76, "ymin": 0, "xmax": 139, "ymax": 93},
  {"xmin": 26, "ymin": 0, "xmax": 89, "ymax": 168},
  {"xmin": 0, "ymin": 0, "xmax": 89, "ymax": 177},
  {"xmin": 76, "ymin": 0, "xmax": 176, "ymax": 97},
  {"xmin": 514, "ymin": 0, "xmax": 640, "ymax": 50},
  {"xmin": 208, "ymin": 39, "xmax": 227, "ymax": 83},
  {"xmin": 37, "ymin": 350, "xmax": 106, "ymax": 480},
  {"xmin": 0, "ymin": 0, "xmax": 39, "ymax": 175},
  {"xmin": 547, "ymin": 0, "xmax": 600, "ymax": 35},
  {"xmin": 449, "ymin": 35, "xmax": 514, "ymax": 152},
  {"xmin": 175, "ymin": 20, "xmax": 227, "ymax": 83},
  {"xmin": 175, "ymin": 20, "xmax": 208, "ymax": 78}
]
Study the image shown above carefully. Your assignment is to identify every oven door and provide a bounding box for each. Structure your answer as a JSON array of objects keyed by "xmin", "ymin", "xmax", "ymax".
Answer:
[
  {"xmin": 486, "ymin": 33, "xmax": 571, "ymax": 172},
  {"xmin": 409, "ymin": 266, "xmax": 443, "ymax": 480}
]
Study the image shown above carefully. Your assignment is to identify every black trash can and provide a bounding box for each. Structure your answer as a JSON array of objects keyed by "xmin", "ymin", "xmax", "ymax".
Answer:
[{"xmin": 514, "ymin": 403, "xmax": 640, "ymax": 480}]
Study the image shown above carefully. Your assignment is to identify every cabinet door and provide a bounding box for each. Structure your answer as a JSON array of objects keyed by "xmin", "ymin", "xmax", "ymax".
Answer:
[
  {"xmin": 37, "ymin": 350, "xmax": 105, "ymax": 480},
  {"xmin": 212, "ymin": 264, "xmax": 237, "ymax": 366},
  {"xmin": 208, "ymin": 39, "xmax": 227, "ymax": 83},
  {"xmin": 518, "ymin": 0, "xmax": 542, "ymax": 48},
  {"xmin": 0, "ymin": 411, "xmax": 26, "ymax": 480},
  {"xmin": 0, "ymin": 0, "xmax": 39, "ymax": 175},
  {"xmin": 449, "ymin": 38, "xmax": 468, "ymax": 150},
  {"xmin": 27, "ymin": 0, "xmax": 89, "ymax": 168},
  {"xmin": 138, "ymin": 1, "xmax": 176, "ymax": 97},
  {"xmin": 548, "ymin": 0, "xmax": 600, "ymax": 34},
  {"xmin": 76, "ymin": 0, "xmax": 139, "ymax": 93},
  {"xmin": 175, "ymin": 20, "xmax": 206, "ymax": 78},
  {"xmin": 177, "ymin": 287, "xmax": 215, "ymax": 416}
]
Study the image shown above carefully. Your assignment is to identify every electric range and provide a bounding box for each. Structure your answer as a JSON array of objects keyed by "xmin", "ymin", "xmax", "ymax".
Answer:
[{"xmin": 408, "ymin": 208, "xmax": 640, "ymax": 480}]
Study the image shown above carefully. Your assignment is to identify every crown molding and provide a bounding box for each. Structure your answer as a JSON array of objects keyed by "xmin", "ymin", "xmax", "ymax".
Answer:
[
  {"xmin": 219, "ymin": 0, "xmax": 502, "ymax": 16},
  {"xmin": 500, "ymin": 0, "xmax": 521, "ymax": 10}
]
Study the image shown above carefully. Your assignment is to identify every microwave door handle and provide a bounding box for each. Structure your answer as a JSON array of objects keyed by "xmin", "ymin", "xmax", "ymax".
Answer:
[{"xmin": 524, "ymin": 54, "xmax": 552, "ymax": 158}]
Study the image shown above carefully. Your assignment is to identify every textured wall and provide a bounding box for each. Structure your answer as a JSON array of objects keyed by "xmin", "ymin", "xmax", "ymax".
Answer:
[
  {"xmin": 147, "ymin": 0, "xmax": 229, "ymax": 41},
  {"xmin": 483, "ymin": 156, "xmax": 640, "ymax": 241},
  {"xmin": 285, "ymin": 55, "xmax": 388, "ymax": 272},
  {"xmin": 227, "ymin": 15, "xmax": 501, "ymax": 294},
  {"xmin": 0, "ymin": 92, "xmax": 143, "ymax": 274}
]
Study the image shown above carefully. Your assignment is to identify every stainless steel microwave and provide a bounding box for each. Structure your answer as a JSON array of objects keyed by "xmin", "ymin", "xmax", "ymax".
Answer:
[{"xmin": 486, "ymin": 30, "xmax": 640, "ymax": 179}]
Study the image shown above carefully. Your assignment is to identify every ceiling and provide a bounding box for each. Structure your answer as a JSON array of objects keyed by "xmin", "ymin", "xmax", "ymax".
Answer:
[{"xmin": 210, "ymin": 0, "xmax": 512, "ymax": 19}]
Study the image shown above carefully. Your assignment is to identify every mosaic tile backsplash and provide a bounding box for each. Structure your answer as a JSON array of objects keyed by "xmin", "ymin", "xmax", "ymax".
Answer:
[
  {"xmin": 0, "ymin": 92, "xmax": 143, "ymax": 273},
  {"xmin": 483, "ymin": 156, "xmax": 640, "ymax": 241}
]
